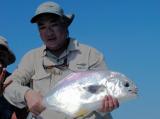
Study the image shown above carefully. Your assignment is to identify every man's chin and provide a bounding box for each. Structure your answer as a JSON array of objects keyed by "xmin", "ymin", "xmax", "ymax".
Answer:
[{"xmin": 47, "ymin": 45, "xmax": 60, "ymax": 51}]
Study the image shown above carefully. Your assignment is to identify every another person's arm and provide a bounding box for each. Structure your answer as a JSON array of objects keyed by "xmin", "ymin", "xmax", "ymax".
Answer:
[
  {"xmin": 0, "ymin": 68, "xmax": 12, "ymax": 95},
  {"xmin": 0, "ymin": 68, "xmax": 7, "ymax": 94}
]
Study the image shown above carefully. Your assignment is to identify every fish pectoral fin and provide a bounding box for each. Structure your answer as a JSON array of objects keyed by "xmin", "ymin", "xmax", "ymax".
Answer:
[
  {"xmin": 74, "ymin": 109, "xmax": 90, "ymax": 118},
  {"xmin": 83, "ymin": 85, "xmax": 106, "ymax": 94}
]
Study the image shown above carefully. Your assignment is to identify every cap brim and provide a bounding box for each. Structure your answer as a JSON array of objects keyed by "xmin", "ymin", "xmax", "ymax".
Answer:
[
  {"xmin": 31, "ymin": 13, "xmax": 74, "ymax": 26},
  {"xmin": 64, "ymin": 14, "xmax": 75, "ymax": 26},
  {"xmin": 31, "ymin": 13, "xmax": 59, "ymax": 23}
]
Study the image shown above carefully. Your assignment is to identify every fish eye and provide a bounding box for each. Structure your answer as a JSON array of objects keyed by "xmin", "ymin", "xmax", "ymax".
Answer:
[{"xmin": 124, "ymin": 82, "xmax": 130, "ymax": 87}]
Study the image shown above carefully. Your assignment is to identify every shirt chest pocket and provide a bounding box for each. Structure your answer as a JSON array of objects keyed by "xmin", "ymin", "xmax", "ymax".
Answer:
[
  {"xmin": 31, "ymin": 72, "xmax": 51, "ymax": 95},
  {"xmin": 68, "ymin": 53, "xmax": 89, "ymax": 72},
  {"xmin": 69, "ymin": 61, "xmax": 89, "ymax": 72}
]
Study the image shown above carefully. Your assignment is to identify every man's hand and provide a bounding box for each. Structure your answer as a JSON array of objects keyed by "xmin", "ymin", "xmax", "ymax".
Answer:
[
  {"xmin": 25, "ymin": 89, "xmax": 46, "ymax": 116},
  {"xmin": 99, "ymin": 95, "xmax": 119, "ymax": 112}
]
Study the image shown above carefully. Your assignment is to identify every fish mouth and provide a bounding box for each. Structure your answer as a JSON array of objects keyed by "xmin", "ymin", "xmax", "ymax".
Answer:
[
  {"xmin": 131, "ymin": 91, "xmax": 138, "ymax": 95},
  {"xmin": 129, "ymin": 89, "xmax": 138, "ymax": 95}
]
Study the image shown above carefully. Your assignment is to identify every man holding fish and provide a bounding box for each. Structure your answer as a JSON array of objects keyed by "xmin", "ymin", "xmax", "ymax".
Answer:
[{"xmin": 4, "ymin": 1, "xmax": 119, "ymax": 119}]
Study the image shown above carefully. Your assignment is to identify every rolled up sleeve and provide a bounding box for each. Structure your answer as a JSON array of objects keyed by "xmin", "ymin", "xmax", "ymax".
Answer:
[{"xmin": 4, "ymin": 50, "xmax": 35, "ymax": 108}]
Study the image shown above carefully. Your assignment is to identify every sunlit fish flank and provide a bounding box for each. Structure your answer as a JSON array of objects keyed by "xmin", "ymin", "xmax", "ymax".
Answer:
[{"xmin": 43, "ymin": 70, "xmax": 138, "ymax": 118}]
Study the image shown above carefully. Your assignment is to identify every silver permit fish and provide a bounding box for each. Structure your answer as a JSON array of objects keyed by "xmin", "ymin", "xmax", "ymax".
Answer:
[{"xmin": 43, "ymin": 70, "xmax": 138, "ymax": 118}]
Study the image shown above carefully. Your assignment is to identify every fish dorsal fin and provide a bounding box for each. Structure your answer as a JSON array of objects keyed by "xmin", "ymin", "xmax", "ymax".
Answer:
[{"xmin": 84, "ymin": 85, "xmax": 106, "ymax": 94}]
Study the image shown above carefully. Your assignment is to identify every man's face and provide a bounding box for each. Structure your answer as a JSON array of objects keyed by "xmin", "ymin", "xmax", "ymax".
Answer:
[{"xmin": 37, "ymin": 14, "xmax": 67, "ymax": 51}]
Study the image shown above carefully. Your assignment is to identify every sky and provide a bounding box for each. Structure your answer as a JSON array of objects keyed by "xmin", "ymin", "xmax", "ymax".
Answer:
[{"xmin": 0, "ymin": 0, "xmax": 160, "ymax": 119}]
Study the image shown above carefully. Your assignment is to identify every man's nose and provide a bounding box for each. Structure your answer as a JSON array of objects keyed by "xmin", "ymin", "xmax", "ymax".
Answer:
[{"xmin": 45, "ymin": 27, "xmax": 55, "ymax": 36}]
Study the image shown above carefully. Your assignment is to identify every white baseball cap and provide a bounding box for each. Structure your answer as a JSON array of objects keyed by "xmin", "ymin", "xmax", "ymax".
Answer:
[{"xmin": 31, "ymin": 1, "xmax": 74, "ymax": 26}]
